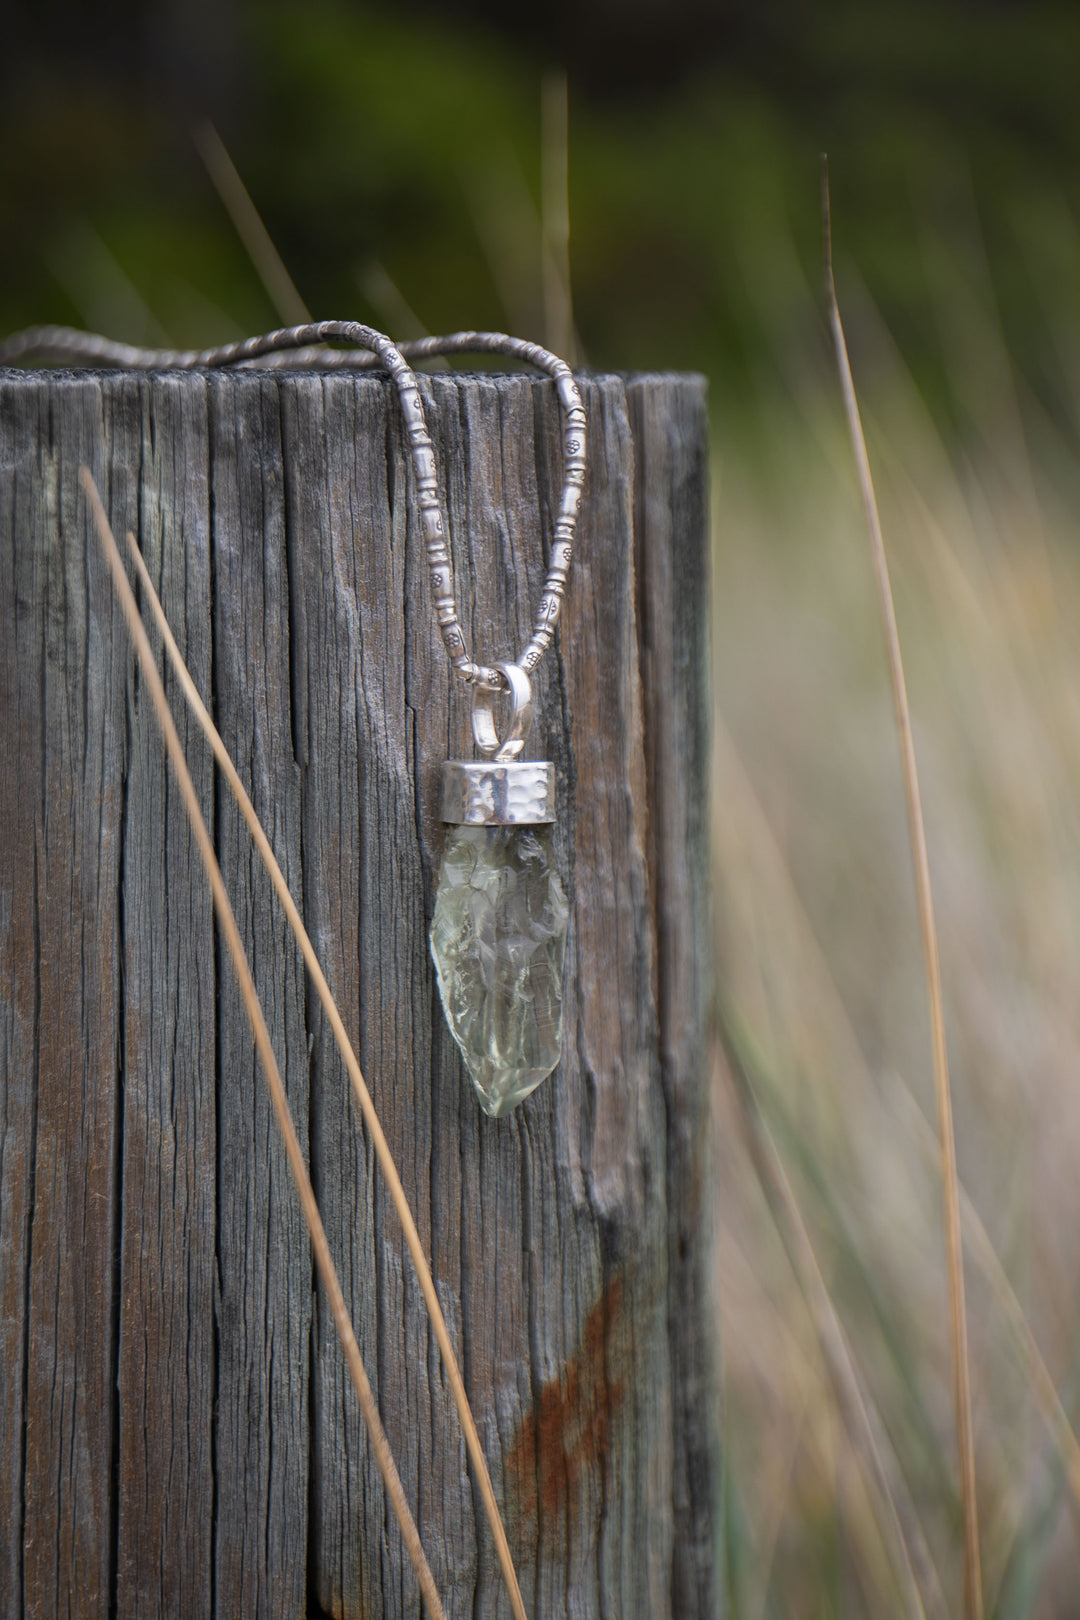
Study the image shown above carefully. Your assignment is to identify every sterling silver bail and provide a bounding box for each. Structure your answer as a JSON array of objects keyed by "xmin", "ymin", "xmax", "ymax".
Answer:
[
  {"xmin": 471, "ymin": 660, "xmax": 533, "ymax": 760},
  {"xmin": 441, "ymin": 661, "xmax": 554, "ymax": 825}
]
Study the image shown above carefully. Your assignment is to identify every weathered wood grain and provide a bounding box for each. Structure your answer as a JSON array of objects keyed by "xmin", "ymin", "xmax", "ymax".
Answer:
[
  {"xmin": 114, "ymin": 374, "xmax": 217, "ymax": 1619},
  {"xmin": 208, "ymin": 372, "xmax": 313, "ymax": 1617},
  {"xmin": 626, "ymin": 375, "xmax": 715, "ymax": 1616},
  {"xmin": 0, "ymin": 367, "xmax": 713, "ymax": 1620}
]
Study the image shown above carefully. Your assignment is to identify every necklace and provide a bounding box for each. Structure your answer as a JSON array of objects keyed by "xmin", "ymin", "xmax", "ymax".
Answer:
[
  {"xmin": 401, "ymin": 337, "xmax": 586, "ymax": 1117},
  {"xmin": 3, "ymin": 320, "xmax": 586, "ymax": 1116}
]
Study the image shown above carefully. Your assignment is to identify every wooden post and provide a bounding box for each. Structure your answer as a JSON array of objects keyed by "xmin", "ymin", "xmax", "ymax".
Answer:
[{"xmin": 0, "ymin": 368, "xmax": 713, "ymax": 1619}]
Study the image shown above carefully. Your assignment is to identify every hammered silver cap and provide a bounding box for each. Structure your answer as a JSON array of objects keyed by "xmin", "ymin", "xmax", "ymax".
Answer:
[{"xmin": 441, "ymin": 760, "xmax": 555, "ymax": 825}]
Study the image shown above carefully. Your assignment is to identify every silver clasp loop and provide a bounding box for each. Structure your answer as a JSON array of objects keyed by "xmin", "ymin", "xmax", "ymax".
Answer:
[{"xmin": 471, "ymin": 661, "xmax": 533, "ymax": 760}]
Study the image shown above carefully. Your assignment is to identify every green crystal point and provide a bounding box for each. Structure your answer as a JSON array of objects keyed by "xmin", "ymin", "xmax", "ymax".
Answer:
[{"xmin": 430, "ymin": 824, "xmax": 569, "ymax": 1117}]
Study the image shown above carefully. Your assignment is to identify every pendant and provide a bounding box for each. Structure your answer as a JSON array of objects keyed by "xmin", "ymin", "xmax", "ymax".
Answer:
[{"xmin": 430, "ymin": 664, "xmax": 569, "ymax": 1117}]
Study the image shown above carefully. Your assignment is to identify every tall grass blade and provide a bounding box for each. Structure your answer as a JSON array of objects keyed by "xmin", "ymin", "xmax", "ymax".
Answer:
[
  {"xmin": 463, "ymin": 147, "xmax": 543, "ymax": 336},
  {"xmin": 119, "ymin": 524, "xmax": 529, "ymax": 1620},
  {"xmin": 357, "ymin": 261, "xmax": 449, "ymax": 366},
  {"xmin": 822, "ymin": 163, "xmax": 984, "ymax": 1620},
  {"xmin": 714, "ymin": 702, "xmax": 1080, "ymax": 1534},
  {"xmin": 717, "ymin": 1025, "xmax": 935, "ymax": 1619},
  {"xmin": 895, "ymin": 1079, "xmax": 1080, "ymax": 1515},
  {"xmin": 540, "ymin": 70, "xmax": 577, "ymax": 364},
  {"xmin": 81, "ymin": 468, "xmax": 447, "ymax": 1619},
  {"xmin": 193, "ymin": 120, "xmax": 312, "ymax": 327},
  {"xmin": 46, "ymin": 219, "xmax": 172, "ymax": 348}
]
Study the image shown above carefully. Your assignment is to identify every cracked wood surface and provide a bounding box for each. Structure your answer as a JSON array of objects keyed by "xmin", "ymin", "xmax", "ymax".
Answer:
[{"xmin": 0, "ymin": 368, "xmax": 712, "ymax": 1619}]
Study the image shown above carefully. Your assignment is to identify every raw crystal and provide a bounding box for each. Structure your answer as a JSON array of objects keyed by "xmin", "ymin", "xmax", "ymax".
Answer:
[{"xmin": 430, "ymin": 824, "xmax": 569, "ymax": 1117}]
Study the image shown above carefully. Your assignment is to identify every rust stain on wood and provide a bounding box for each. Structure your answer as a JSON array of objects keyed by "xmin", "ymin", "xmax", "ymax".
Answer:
[{"xmin": 507, "ymin": 1275, "xmax": 628, "ymax": 1523}]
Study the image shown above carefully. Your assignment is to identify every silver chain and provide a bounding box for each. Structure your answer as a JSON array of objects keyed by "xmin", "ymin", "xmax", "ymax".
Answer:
[{"xmin": 0, "ymin": 322, "xmax": 586, "ymax": 692}]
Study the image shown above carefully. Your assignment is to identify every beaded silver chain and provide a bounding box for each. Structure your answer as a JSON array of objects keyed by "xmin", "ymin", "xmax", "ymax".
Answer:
[
  {"xmin": 0, "ymin": 322, "xmax": 586, "ymax": 695},
  {"xmin": 3, "ymin": 318, "xmax": 586, "ymax": 1115}
]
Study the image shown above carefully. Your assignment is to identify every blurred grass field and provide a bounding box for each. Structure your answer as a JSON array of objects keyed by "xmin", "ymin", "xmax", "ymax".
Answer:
[
  {"xmin": 711, "ymin": 229, "xmax": 1080, "ymax": 1614},
  {"xmin": 6, "ymin": 4, "xmax": 1080, "ymax": 1611}
]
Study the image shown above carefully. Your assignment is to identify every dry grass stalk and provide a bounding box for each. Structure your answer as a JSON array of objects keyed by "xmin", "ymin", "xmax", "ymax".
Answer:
[
  {"xmin": 120, "ymin": 526, "xmax": 529, "ymax": 1620},
  {"xmin": 540, "ymin": 70, "xmax": 577, "ymax": 365},
  {"xmin": 894, "ymin": 1079, "xmax": 1080, "ymax": 1514},
  {"xmin": 193, "ymin": 121, "xmax": 312, "ymax": 327},
  {"xmin": 714, "ymin": 704, "xmax": 1080, "ymax": 1522},
  {"xmin": 719, "ymin": 1035, "xmax": 938, "ymax": 1620},
  {"xmin": 81, "ymin": 468, "xmax": 448, "ymax": 1620},
  {"xmin": 822, "ymin": 169, "xmax": 984, "ymax": 1620}
]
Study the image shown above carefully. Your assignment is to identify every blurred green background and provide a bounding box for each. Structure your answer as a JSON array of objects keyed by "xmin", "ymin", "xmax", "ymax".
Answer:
[
  {"xmin": 7, "ymin": 4, "xmax": 1080, "ymax": 1614},
  {"xmin": 4, "ymin": 0, "xmax": 1080, "ymax": 452}
]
